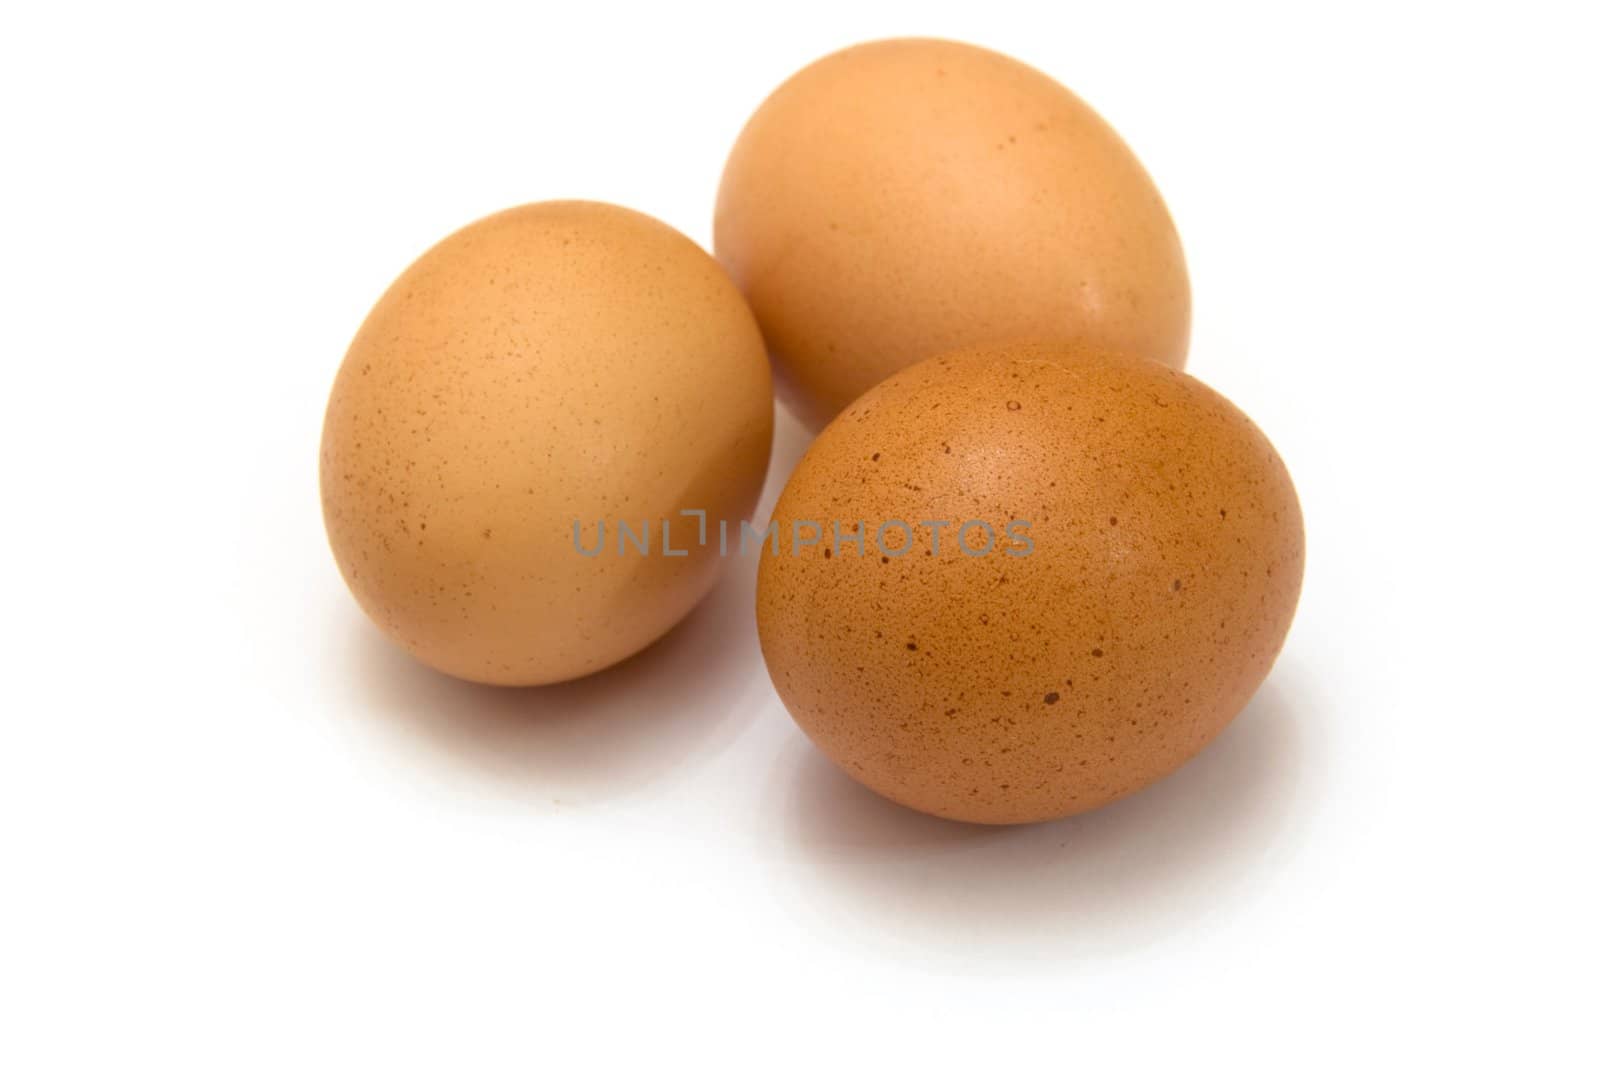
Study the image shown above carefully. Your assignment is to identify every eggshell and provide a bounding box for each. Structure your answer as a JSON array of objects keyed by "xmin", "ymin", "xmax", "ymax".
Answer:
[
  {"xmin": 756, "ymin": 342, "xmax": 1303, "ymax": 824},
  {"xmin": 715, "ymin": 38, "xmax": 1190, "ymax": 427},
  {"xmin": 321, "ymin": 201, "xmax": 773, "ymax": 686}
]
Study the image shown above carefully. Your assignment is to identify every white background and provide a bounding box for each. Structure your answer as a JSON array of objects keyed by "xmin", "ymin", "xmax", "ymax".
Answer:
[{"xmin": 3, "ymin": 1, "xmax": 1596, "ymax": 1062}]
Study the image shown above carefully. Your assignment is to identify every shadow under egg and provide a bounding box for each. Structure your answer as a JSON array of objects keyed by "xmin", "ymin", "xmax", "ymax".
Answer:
[
  {"xmin": 336, "ymin": 398, "xmax": 818, "ymax": 805},
  {"xmin": 343, "ymin": 528, "xmax": 769, "ymax": 806},
  {"xmin": 774, "ymin": 672, "xmax": 1315, "ymax": 966}
]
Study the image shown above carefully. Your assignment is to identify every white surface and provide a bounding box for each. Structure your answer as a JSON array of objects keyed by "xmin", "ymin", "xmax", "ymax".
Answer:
[{"xmin": 3, "ymin": 1, "xmax": 1596, "ymax": 1062}]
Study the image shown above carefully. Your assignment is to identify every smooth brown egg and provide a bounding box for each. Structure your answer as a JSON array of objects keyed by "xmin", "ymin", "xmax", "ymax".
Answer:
[
  {"xmin": 322, "ymin": 201, "xmax": 773, "ymax": 686},
  {"xmin": 715, "ymin": 38, "xmax": 1190, "ymax": 428},
  {"xmin": 756, "ymin": 342, "xmax": 1303, "ymax": 824}
]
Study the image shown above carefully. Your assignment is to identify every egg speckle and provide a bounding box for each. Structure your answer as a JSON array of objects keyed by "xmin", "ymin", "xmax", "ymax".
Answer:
[
  {"xmin": 322, "ymin": 201, "xmax": 773, "ymax": 686},
  {"xmin": 716, "ymin": 38, "xmax": 1190, "ymax": 427},
  {"xmin": 756, "ymin": 342, "xmax": 1303, "ymax": 824}
]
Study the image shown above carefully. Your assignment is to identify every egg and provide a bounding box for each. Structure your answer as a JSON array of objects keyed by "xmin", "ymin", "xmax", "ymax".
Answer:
[
  {"xmin": 715, "ymin": 38, "xmax": 1190, "ymax": 427},
  {"xmin": 756, "ymin": 342, "xmax": 1303, "ymax": 824},
  {"xmin": 321, "ymin": 201, "xmax": 773, "ymax": 686}
]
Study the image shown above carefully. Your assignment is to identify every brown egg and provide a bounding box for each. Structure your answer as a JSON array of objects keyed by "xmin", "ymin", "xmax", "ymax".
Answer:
[
  {"xmin": 321, "ymin": 201, "xmax": 773, "ymax": 686},
  {"xmin": 715, "ymin": 38, "xmax": 1190, "ymax": 428},
  {"xmin": 756, "ymin": 343, "xmax": 1303, "ymax": 824}
]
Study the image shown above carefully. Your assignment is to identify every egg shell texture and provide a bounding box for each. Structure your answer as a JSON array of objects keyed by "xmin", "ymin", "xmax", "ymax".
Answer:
[
  {"xmin": 321, "ymin": 201, "xmax": 773, "ymax": 686},
  {"xmin": 716, "ymin": 38, "xmax": 1190, "ymax": 427},
  {"xmin": 756, "ymin": 343, "xmax": 1303, "ymax": 824}
]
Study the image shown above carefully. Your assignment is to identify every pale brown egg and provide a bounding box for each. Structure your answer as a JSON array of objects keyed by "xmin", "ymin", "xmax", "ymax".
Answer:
[
  {"xmin": 321, "ymin": 201, "xmax": 772, "ymax": 686},
  {"xmin": 715, "ymin": 38, "xmax": 1190, "ymax": 428},
  {"xmin": 756, "ymin": 342, "xmax": 1303, "ymax": 824}
]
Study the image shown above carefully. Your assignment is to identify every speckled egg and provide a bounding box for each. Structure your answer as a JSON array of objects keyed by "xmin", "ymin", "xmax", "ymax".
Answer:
[
  {"xmin": 715, "ymin": 38, "xmax": 1190, "ymax": 428},
  {"xmin": 756, "ymin": 342, "xmax": 1303, "ymax": 824},
  {"xmin": 321, "ymin": 201, "xmax": 773, "ymax": 686}
]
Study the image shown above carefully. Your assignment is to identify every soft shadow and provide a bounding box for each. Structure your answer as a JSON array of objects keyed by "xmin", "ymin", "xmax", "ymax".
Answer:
[
  {"xmin": 777, "ymin": 671, "xmax": 1316, "ymax": 966},
  {"xmin": 341, "ymin": 402, "xmax": 816, "ymax": 806},
  {"xmin": 755, "ymin": 401, "xmax": 814, "ymax": 522}
]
